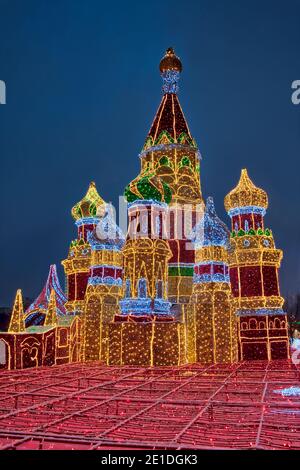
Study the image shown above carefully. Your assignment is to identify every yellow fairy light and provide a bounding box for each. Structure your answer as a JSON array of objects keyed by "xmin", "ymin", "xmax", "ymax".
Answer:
[
  {"xmin": 44, "ymin": 289, "xmax": 58, "ymax": 327},
  {"xmin": 8, "ymin": 289, "xmax": 25, "ymax": 333}
]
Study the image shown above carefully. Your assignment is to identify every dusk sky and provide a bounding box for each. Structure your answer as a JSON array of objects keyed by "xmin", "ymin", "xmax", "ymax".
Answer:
[{"xmin": 0, "ymin": 0, "xmax": 299, "ymax": 306}]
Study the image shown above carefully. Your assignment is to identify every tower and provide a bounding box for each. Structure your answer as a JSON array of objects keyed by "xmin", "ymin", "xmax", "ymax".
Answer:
[
  {"xmin": 44, "ymin": 289, "xmax": 58, "ymax": 327},
  {"xmin": 62, "ymin": 182, "xmax": 106, "ymax": 314},
  {"xmin": 83, "ymin": 206, "xmax": 124, "ymax": 362},
  {"xmin": 224, "ymin": 169, "xmax": 289, "ymax": 360},
  {"xmin": 122, "ymin": 173, "xmax": 172, "ymax": 318},
  {"xmin": 8, "ymin": 290, "xmax": 25, "ymax": 333},
  {"xmin": 108, "ymin": 174, "xmax": 182, "ymax": 366},
  {"xmin": 188, "ymin": 197, "xmax": 237, "ymax": 363},
  {"xmin": 139, "ymin": 47, "xmax": 204, "ymax": 306}
]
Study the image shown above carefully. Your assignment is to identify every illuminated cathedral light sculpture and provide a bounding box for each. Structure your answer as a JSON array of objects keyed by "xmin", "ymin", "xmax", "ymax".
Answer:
[
  {"xmin": 8, "ymin": 289, "xmax": 25, "ymax": 333},
  {"xmin": 0, "ymin": 48, "xmax": 291, "ymax": 371},
  {"xmin": 62, "ymin": 182, "xmax": 106, "ymax": 315},
  {"xmin": 224, "ymin": 169, "xmax": 289, "ymax": 360},
  {"xmin": 187, "ymin": 197, "xmax": 238, "ymax": 363}
]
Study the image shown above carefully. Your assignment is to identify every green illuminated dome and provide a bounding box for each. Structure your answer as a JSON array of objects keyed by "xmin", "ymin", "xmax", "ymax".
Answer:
[{"xmin": 124, "ymin": 172, "xmax": 172, "ymax": 204}]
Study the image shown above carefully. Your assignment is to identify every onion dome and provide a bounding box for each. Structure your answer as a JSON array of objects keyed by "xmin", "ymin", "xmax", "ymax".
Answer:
[
  {"xmin": 124, "ymin": 171, "xmax": 172, "ymax": 204},
  {"xmin": 224, "ymin": 169, "xmax": 268, "ymax": 213},
  {"xmin": 71, "ymin": 182, "xmax": 106, "ymax": 220},
  {"xmin": 88, "ymin": 205, "xmax": 125, "ymax": 251},
  {"xmin": 191, "ymin": 197, "xmax": 230, "ymax": 248},
  {"xmin": 159, "ymin": 47, "xmax": 182, "ymax": 73}
]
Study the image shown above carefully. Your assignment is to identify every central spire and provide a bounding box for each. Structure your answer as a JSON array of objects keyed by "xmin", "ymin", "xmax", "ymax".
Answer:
[
  {"xmin": 159, "ymin": 47, "xmax": 182, "ymax": 94},
  {"xmin": 143, "ymin": 47, "xmax": 196, "ymax": 152}
]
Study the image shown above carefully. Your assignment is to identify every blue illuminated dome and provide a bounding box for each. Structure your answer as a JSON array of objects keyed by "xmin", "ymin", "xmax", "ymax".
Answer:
[{"xmin": 191, "ymin": 196, "xmax": 230, "ymax": 248}]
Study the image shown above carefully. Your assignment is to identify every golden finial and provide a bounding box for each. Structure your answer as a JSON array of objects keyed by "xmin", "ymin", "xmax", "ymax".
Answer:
[{"xmin": 159, "ymin": 47, "xmax": 182, "ymax": 73}]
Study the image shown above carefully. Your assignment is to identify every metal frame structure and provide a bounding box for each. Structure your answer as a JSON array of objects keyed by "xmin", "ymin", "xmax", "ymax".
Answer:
[{"xmin": 0, "ymin": 360, "xmax": 299, "ymax": 450}]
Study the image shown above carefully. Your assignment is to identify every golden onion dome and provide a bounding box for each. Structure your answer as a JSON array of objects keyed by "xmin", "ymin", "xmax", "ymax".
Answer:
[
  {"xmin": 224, "ymin": 169, "xmax": 268, "ymax": 212},
  {"xmin": 71, "ymin": 181, "xmax": 106, "ymax": 220},
  {"xmin": 159, "ymin": 47, "xmax": 182, "ymax": 73}
]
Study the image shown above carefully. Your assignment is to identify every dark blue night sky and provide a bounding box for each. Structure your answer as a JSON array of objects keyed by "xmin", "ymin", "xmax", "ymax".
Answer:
[{"xmin": 0, "ymin": 0, "xmax": 299, "ymax": 306}]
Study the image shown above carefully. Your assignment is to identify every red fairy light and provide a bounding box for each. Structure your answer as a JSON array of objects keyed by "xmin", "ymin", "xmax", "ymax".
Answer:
[{"xmin": 0, "ymin": 360, "xmax": 298, "ymax": 450}]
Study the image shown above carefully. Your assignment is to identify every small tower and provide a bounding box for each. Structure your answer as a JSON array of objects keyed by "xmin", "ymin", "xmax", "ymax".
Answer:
[
  {"xmin": 44, "ymin": 289, "xmax": 58, "ymax": 327},
  {"xmin": 8, "ymin": 289, "xmax": 25, "ymax": 333},
  {"xmin": 188, "ymin": 198, "xmax": 237, "ymax": 363},
  {"xmin": 83, "ymin": 205, "xmax": 124, "ymax": 362},
  {"xmin": 224, "ymin": 169, "xmax": 289, "ymax": 360},
  {"xmin": 62, "ymin": 182, "xmax": 106, "ymax": 314}
]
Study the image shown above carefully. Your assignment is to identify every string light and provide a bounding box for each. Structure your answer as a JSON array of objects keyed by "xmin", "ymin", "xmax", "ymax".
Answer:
[
  {"xmin": 224, "ymin": 169, "xmax": 289, "ymax": 360},
  {"xmin": 187, "ymin": 197, "xmax": 238, "ymax": 364},
  {"xmin": 62, "ymin": 182, "xmax": 105, "ymax": 315},
  {"xmin": 8, "ymin": 289, "xmax": 25, "ymax": 333},
  {"xmin": 0, "ymin": 48, "xmax": 289, "ymax": 373}
]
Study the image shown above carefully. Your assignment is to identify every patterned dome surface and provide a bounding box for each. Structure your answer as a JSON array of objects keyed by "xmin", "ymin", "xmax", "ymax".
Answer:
[
  {"xmin": 191, "ymin": 197, "xmax": 229, "ymax": 247},
  {"xmin": 124, "ymin": 171, "xmax": 172, "ymax": 204},
  {"xmin": 224, "ymin": 169, "xmax": 268, "ymax": 212},
  {"xmin": 88, "ymin": 205, "xmax": 125, "ymax": 250},
  {"xmin": 71, "ymin": 182, "xmax": 106, "ymax": 220}
]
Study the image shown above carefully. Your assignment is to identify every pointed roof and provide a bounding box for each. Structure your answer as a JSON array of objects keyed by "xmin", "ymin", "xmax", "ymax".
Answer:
[
  {"xmin": 142, "ymin": 48, "xmax": 196, "ymax": 151},
  {"xmin": 8, "ymin": 289, "xmax": 25, "ymax": 333},
  {"xmin": 25, "ymin": 265, "xmax": 67, "ymax": 318},
  {"xmin": 191, "ymin": 197, "xmax": 230, "ymax": 248},
  {"xmin": 44, "ymin": 289, "xmax": 58, "ymax": 327},
  {"xmin": 224, "ymin": 169, "xmax": 268, "ymax": 212},
  {"xmin": 71, "ymin": 181, "xmax": 106, "ymax": 221}
]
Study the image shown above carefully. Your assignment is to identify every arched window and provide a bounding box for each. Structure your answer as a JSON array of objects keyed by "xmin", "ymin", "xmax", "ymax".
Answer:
[
  {"xmin": 259, "ymin": 321, "xmax": 266, "ymax": 329},
  {"xmin": 155, "ymin": 216, "xmax": 161, "ymax": 236},
  {"xmin": 141, "ymin": 216, "xmax": 148, "ymax": 234},
  {"xmin": 0, "ymin": 340, "xmax": 7, "ymax": 365},
  {"xmin": 180, "ymin": 156, "xmax": 191, "ymax": 167},
  {"xmin": 138, "ymin": 278, "xmax": 147, "ymax": 298},
  {"xmin": 156, "ymin": 280, "xmax": 163, "ymax": 299},
  {"xmin": 269, "ymin": 321, "xmax": 274, "ymax": 329},
  {"xmin": 125, "ymin": 279, "xmax": 131, "ymax": 298},
  {"xmin": 281, "ymin": 320, "xmax": 286, "ymax": 329},
  {"xmin": 241, "ymin": 322, "xmax": 248, "ymax": 331},
  {"xmin": 274, "ymin": 318, "xmax": 281, "ymax": 329},
  {"xmin": 249, "ymin": 319, "xmax": 257, "ymax": 330},
  {"xmin": 159, "ymin": 156, "xmax": 170, "ymax": 166}
]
